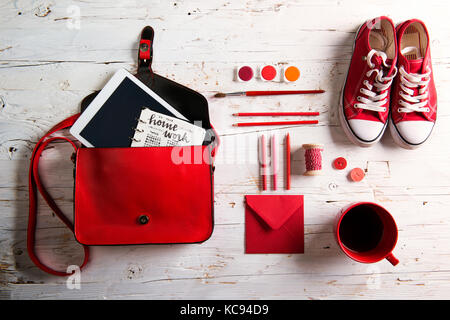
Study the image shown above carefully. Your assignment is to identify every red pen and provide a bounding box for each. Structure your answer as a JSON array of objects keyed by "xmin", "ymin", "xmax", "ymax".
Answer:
[
  {"xmin": 286, "ymin": 133, "xmax": 291, "ymax": 190},
  {"xmin": 272, "ymin": 134, "xmax": 278, "ymax": 190},
  {"xmin": 259, "ymin": 135, "xmax": 267, "ymax": 191}
]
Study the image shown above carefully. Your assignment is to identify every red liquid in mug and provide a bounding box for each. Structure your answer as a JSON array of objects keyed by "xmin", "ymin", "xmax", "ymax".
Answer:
[{"xmin": 338, "ymin": 205, "xmax": 384, "ymax": 252}]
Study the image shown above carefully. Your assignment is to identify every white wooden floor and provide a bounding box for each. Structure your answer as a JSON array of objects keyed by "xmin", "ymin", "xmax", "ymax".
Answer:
[{"xmin": 1, "ymin": 0, "xmax": 450, "ymax": 300}]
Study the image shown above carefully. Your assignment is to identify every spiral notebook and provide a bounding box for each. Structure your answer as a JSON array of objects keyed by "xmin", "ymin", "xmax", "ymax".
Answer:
[{"xmin": 131, "ymin": 108, "xmax": 206, "ymax": 147}]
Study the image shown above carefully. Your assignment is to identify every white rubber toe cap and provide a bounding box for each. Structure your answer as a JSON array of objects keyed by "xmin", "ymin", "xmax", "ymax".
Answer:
[
  {"xmin": 395, "ymin": 121, "xmax": 434, "ymax": 145},
  {"xmin": 348, "ymin": 119, "xmax": 385, "ymax": 142}
]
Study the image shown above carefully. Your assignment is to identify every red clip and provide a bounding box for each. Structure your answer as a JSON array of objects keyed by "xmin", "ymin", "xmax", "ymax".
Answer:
[{"xmin": 139, "ymin": 39, "xmax": 151, "ymax": 60}]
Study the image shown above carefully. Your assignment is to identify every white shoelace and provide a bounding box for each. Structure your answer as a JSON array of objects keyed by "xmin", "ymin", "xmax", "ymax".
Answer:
[
  {"xmin": 397, "ymin": 65, "xmax": 431, "ymax": 113},
  {"xmin": 355, "ymin": 49, "xmax": 397, "ymax": 113}
]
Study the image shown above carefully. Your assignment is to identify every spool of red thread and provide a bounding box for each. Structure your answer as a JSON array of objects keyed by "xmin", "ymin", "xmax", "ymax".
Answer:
[{"xmin": 303, "ymin": 143, "xmax": 324, "ymax": 176}]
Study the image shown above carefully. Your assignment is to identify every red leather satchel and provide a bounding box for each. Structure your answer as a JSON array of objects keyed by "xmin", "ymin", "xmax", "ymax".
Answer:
[{"xmin": 28, "ymin": 27, "xmax": 219, "ymax": 276}]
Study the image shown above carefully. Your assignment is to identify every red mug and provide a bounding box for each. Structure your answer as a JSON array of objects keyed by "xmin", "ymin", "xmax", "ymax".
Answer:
[{"xmin": 334, "ymin": 202, "xmax": 399, "ymax": 266}]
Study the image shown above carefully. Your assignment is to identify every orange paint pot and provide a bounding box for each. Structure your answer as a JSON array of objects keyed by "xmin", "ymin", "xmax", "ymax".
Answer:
[{"xmin": 283, "ymin": 65, "xmax": 300, "ymax": 82}]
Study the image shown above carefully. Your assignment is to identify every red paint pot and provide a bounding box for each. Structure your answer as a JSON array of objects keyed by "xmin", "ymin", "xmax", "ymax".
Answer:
[
  {"xmin": 334, "ymin": 202, "xmax": 399, "ymax": 266},
  {"xmin": 260, "ymin": 65, "xmax": 277, "ymax": 81},
  {"xmin": 237, "ymin": 65, "xmax": 254, "ymax": 82}
]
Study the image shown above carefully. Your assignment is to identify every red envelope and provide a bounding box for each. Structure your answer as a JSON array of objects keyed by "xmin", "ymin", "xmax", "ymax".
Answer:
[{"xmin": 245, "ymin": 195, "xmax": 304, "ymax": 254}]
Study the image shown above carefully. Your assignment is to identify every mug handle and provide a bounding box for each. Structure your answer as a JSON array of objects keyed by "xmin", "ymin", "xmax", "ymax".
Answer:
[{"xmin": 386, "ymin": 253, "xmax": 399, "ymax": 266}]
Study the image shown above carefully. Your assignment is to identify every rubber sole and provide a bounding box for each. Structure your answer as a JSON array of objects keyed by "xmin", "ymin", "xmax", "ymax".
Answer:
[{"xmin": 389, "ymin": 120, "xmax": 434, "ymax": 150}]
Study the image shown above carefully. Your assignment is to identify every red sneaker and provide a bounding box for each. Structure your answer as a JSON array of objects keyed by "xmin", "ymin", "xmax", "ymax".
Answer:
[
  {"xmin": 340, "ymin": 17, "xmax": 397, "ymax": 147},
  {"xmin": 390, "ymin": 19, "xmax": 437, "ymax": 149}
]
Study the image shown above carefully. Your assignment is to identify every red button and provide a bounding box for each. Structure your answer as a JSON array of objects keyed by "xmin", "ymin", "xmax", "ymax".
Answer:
[
  {"xmin": 333, "ymin": 157, "xmax": 347, "ymax": 170},
  {"xmin": 350, "ymin": 168, "xmax": 365, "ymax": 182}
]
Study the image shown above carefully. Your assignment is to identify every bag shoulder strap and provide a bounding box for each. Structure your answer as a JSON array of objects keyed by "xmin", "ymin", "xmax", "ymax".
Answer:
[{"xmin": 28, "ymin": 113, "xmax": 90, "ymax": 276}]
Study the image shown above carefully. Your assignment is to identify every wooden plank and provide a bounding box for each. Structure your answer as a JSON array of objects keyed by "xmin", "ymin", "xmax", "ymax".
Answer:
[{"xmin": 1, "ymin": 0, "xmax": 450, "ymax": 300}]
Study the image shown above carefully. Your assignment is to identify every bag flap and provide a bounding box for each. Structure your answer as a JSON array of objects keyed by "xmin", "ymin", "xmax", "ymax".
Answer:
[
  {"xmin": 245, "ymin": 195, "xmax": 303, "ymax": 230},
  {"xmin": 74, "ymin": 146, "xmax": 214, "ymax": 245}
]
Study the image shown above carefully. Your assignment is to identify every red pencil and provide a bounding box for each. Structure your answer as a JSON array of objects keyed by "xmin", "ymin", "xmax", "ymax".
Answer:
[
  {"xmin": 233, "ymin": 120, "xmax": 318, "ymax": 127},
  {"xmin": 233, "ymin": 112, "xmax": 319, "ymax": 117},
  {"xmin": 286, "ymin": 133, "xmax": 291, "ymax": 190}
]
